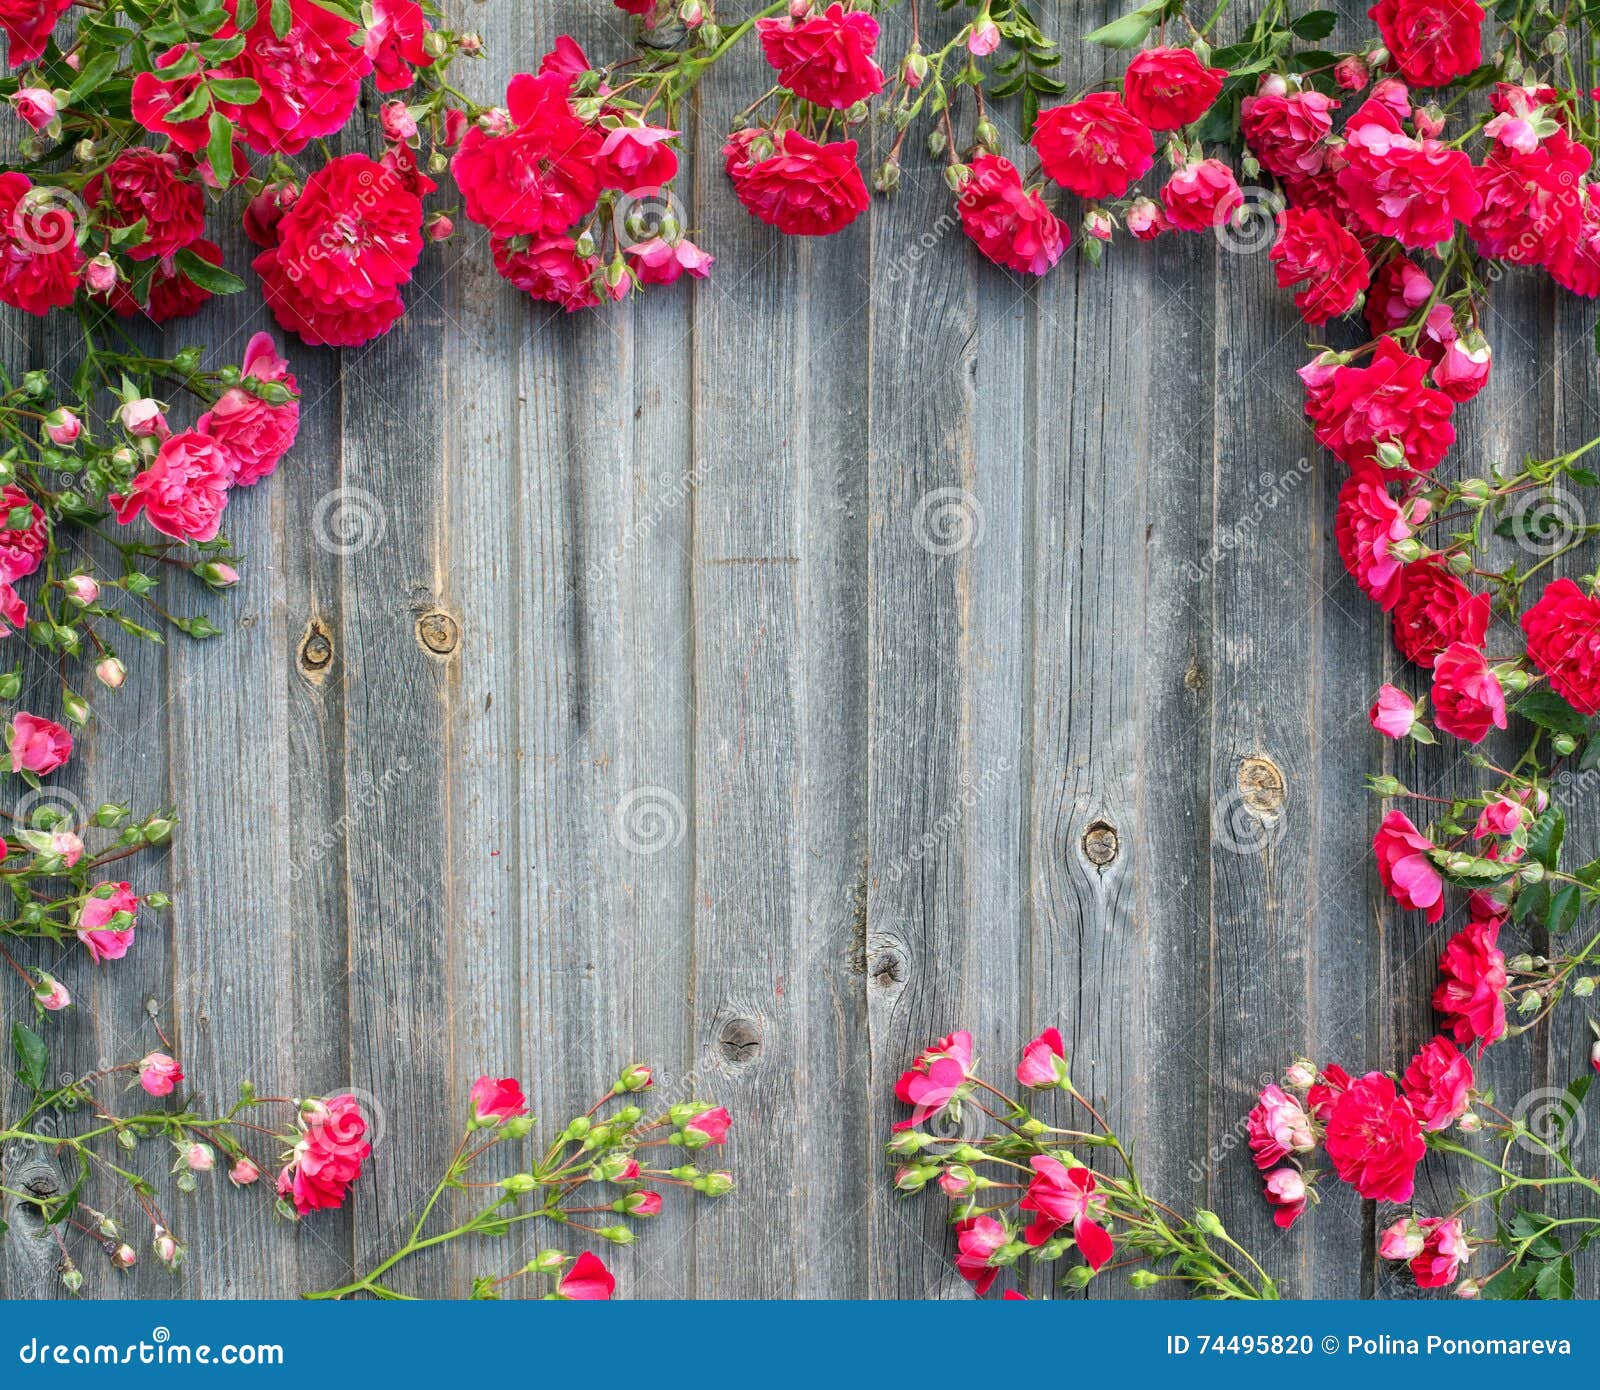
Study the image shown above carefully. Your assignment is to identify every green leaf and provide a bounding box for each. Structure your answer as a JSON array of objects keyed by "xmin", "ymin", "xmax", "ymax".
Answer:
[
  {"xmin": 173, "ymin": 246, "xmax": 245, "ymax": 296},
  {"xmin": 1526, "ymin": 805, "xmax": 1566, "ymax": 869},
  {"xmin": 11, "ymin": 1022, "xmax": 48, "ymax": 1093},
  {"xmin": 270, "ymin": 0, "xmax": 292, "ymax": 37},
  {"xmin": 1514, "ymin": 688, "xmax": 1588, "ymax": 738},
  {"xmin": 1481, "ymin": 1261, "xmax": 1539, "ymax": 1299},
  {"xmin": 235, "ymin": 0, "xmax": 259, "ymax": 28},
  {"xmin": 45, "ymin": 1153, "xmax": 89, "ymax": 1227},
  {"xmin": 1084, "ymin": 8, "xmax": 1159, "ymax": 48},
  {"xmin": 1515, "ymin": 879, "xmax": 1550, "ymax": 923},
  {"xmin": 1290, "ymin": 10, "xmax": 1339, "ymax": 38},
  {"xmin": 205, "ymin": 110, "xmax": 235, "ymax": 189},
  {"xmin": 205, "ymin": 77, "xmax": 261, "ymax": 105},
  {"xmin": 1535, "ymin": 1255, "xmax": 1575, "ymax": 1300},
  {"xmin": 68, "ymin": 48, "xmax": 121, "ymax": 102},
  {"xmin": 1546, "ymin": 882, "xmax": 1581, "ymax": 934}
]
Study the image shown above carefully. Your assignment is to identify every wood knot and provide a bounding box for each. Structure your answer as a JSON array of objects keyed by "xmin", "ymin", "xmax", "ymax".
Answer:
[
  {"xmin": 717, "ymin": 1017, "xmax": 762, "ymax": 1064},
  {"xmin": 416, "ymin": 610, "xmax": 460, "ymax": 657},
  {"xmin": 1082, "ymin": 820, "xmax": 1120, "ymax": 867},
  {"xmin": 24, "ymin": 1174, "xmax": 58, "ymax": 1199},
  {"xmin": 1237, "ymin": 756, "xmax": 1286, "ymax": 815},
  {"xmin": 1183, "ymin": 661, "xmax": 1207, "ymax": 693},
  {"xmin": 297, "ymin": 618, "xmax": 334, "ymax": 683},
  {"xmin": 869, "ymin": 949, "xmax": 905, "ymax": 988}
]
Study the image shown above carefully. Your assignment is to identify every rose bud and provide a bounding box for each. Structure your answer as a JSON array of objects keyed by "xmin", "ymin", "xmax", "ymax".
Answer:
[
  {"xmin": 196, "ymin": 562, "xmax": 239, "ymax": 588},
  {"xmin": 85, "ymin": 254, "xmax": 118, "ymax": 296},
  {"xmin": 11, "ymin": 87, "xmax": 58, "ymax": 131},
  {"xmin": 426, "ymin": 213, "xmax": 455, "ymax": 242},
  {"xmin": 615, "ymin": 1063, "xmax": 654, "ymax": 1092},
  {"xmin": 32, "ymin": 972, "xmax": 70, "ymax": 1010},
  {"xmin": 968, "ymin": 16, "xmax": 1000, "ymax": 55},
  {"xmin": 1334, "ymin": 56, "xmax": 1370, "ymax": 90},
  {"xmin": 95, "ymin": 657, "xmax": 126, "ymax": 690},
  {"xmin": 64, "ymin": 574, "xmax": 98, "ymax": 604},
  {"xmin": 229, "ymin": 1157, "xmax": 260, "ymax": 1186},
  {"xmin": 185, "ymin": 1142, "xmax": 215, "ymax": 1172},
  {"xmin": 44, "ymin": 408, "xmax": 81, "ymax": 446},
  {"xmin": 381, "ymin": 101, "xmax": 418, "ymax": 143},
  {"xmin": 111, "ymin": 1244, "xmax": 137, "ymax": 1270},
  {"xmin": 138, "ymin": 1052, "xmax": 183, "ymax": 1097},
  {"xmin": 1434, "ymin": 332, "xmax": 1491, "ymax": 402},
  {"xmin": 457, "ymin": 31, "xmax": 483, "ymax": 54},
  {"xmin": 118, "ymin": 399, "xmax": 167, "ymax": 438},
  {"xmin": 1591, "ymin": 1037, "xmax": 1600, "ymax": 1074}
]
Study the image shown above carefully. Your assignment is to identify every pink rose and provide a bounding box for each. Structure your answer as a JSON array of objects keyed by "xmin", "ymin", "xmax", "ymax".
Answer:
[
  {"xmin": 557, "ymin": 1250, "xmax": 614, "ymax": 1300},
  {"xmin": 1370, "ymin": 684, "xmax": 1418, "ymax": 738},
  {"xmin": 468, "ymin": 1075, "xmax": 528, "ymax": 1126},
  {"xmin": 7, "ymin": 712, "xmax": 71, "ymax": 775},
  {"xmin": 1430, "ymin": 642, "xmax": 1507, "ymax": 744},
  {"xmin": 1247, "ymin": 1083, "xmax": 1315, "ymax": 1169},
  {"xmin": 110, "ymin": 431, "xmax": 233, "ymax": 542},
  {"xmin": 1016, "ymin": 1026, "xmax": 1068, "ymax": 1089},
  {"xmin": 1263, "ymin": 1167, "xmax": 1308, "ymax": 1229},
  {"xmin": 10, "ymin": 87, "xmax": 56, "ymax": 130},
  {"xmin": 1374, "ymin": 809, "xmax": 1444, "ymax": 922},
  {"xmin": 77, "ymin": 880, "xmax": 138, "ymax": 963},
  {"xmin": 1379, "ymin": 1215, "xmax": 1425, "ymax": 1261},
  {"xmin": 195, "ymin": 333, "xmax": 300, "ymax": 486},
  {"xmin": 138, "ymin": 1051, "xmax": 184, "ymax": 1097},
  {"xmin": 1400, "ymin": 1035, "xmax": 1474, "ymax": 1131}
]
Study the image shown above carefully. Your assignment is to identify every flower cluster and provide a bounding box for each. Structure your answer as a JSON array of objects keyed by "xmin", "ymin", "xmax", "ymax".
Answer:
[
  {"xmin": 305, "ymin": 1064, "xmax": 733, "ymax": 1300},
  {"xmin": 0, "ymin": 1016, "xmax": 363, "ymax": 1291},
  {"xmin": 891, "ymin": 1029, "xmax": 1277, "ymax": 1299},
  {"xmin": 1247, "ymin": 1048, "xmax": 1599, "ymax": 1299}
]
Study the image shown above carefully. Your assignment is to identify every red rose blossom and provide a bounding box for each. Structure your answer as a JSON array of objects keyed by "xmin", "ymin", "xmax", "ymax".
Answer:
[
  {"xmin": 254, "ymin": 154, "xmax": 424, "ymax": 348},
  {"xmin": 492, "ymin": 234, "xmax": 601, "ymax": 311},
  {"xmin": 1400, "ymin": 1035, "xmax": 1474, "ymax": 1131},
  {"xmin": 195, "ymin": 333, "xmax": 300, "ymax": 486},
  {"xmin": 96, "ymin": 239, "xmax": 224, "ymax": 323},
  {"xmin": 1337, "ymin": 107, "xmax": 1481, "ymax": 248},
  {"xmin": 0, "ymin": 171, "xmax": 82, "ymax": 316},
  {"xmin": 1369, "ymin": 0, "xmax": 1485, "ymax": 87},
  {"xmin": 1470, "ymin": 131, "xmax": 1590, "ymax": 267},
  {"xmin": 957, "ymin": 154, "xmax": 1069, "ymax": 276},
  {"xmin": 723, "ymin": 128, "xmax": 868, "ymax": 237},
  {"xmin": 0, "ymin": 0, "xmax": 72, "ymax": 67},
  {"xmin": 756, "ymin": 3, "xmax": 884, "ymax": 110},
  {"xmin": 0, "ymin": 482, "xmax": 45, "ymax": 582},
  {"xmin": 216, "ymin": 0, "xmax": 373, "ymax": 156},
  {"xmin": 1308, "ymin": 1063, "xmax": 1351, "ymax": 1120},
  {"xmin": 1160, "ymin": 158, "xmax": 1243, "ymax": 232},
  {"xmin": 1374, "ymin": 808, "xmax": 1445, "ymax": 923},
  {"xmin": 1410, "ymin": 1217, "xmax": 1470, "ymax": 1288},
  {"xmin": 1031, "ymin": 93, "xmax": 1153, "ymax": 200},
  {"xmin": 364, "ymin": 0, "xmax": 434, "ymax": 94},
  {"xmin": 1391, "ymin": 558, "xmax": 1490, "ymax": 665},
  {"xmin": 1434, "ymin": 919, "xmax": 1507, "ymax": 1046},
  {"xmin": 131, "ymin": 46, "xmax": 223, "ymax": 153},
  {"xmin": 1121, "ymin": 46, "xmax": 1226, "ymax": 130},
  {"xmin": 110, "ymin": 431, "xmax": 233, "ymax": 543},
  {"xmin": 1312, "ymin": 336, "xmax": 1456, "ymax": 473},
  {"xmin": 1323, "ymin": 1071, "xmax": 1426, "ymax": 1202},
  {"xmin": 1269, "ymin": 206, "xmax": 1370, "ymax": 324},
  {"xmin": 453, "ymin": 72, "xmax": 605, "ymax": 240},
  {"xmin": 1335, "ymin": 469, "xmax": 1425, "ymax": 610},
  {"xmin": 1521, "ymin": 576, "xmax": 1600, "ymax": 715},
  {"xmin": 88, "ymin": 149, "xmax": 205, "ymax": 262},
  {"xmin": 1364, "ymin": 256, "xmax": 1434, "ymax": 335},
  {"xmin": 1241, "ymin": 85, "xmax": 1339, "ymax": 179},
  {"xmin": 276, "ymin": 1094, "xmax": 370, "ymax": 1215},
  {"xmin": 1430, "ymin": 642, "xmax": 1506, "ymax": 743},
  {"xmin": 1550, "ymin": 184, "xmax": 1600, "ymax": 296}
]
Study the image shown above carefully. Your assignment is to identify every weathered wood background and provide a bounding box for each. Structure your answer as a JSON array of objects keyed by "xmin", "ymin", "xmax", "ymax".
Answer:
[{"xmin": 3, "ymin": 0, "xmax": 1598, "ymax": 1300}]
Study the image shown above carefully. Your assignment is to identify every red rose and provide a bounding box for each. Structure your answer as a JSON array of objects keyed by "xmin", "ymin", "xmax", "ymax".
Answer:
[
  {"xmin": 364, "ymin": 0, "xmax": 434, "ymax": 94},
  {"xmin": 1410, "ymin": 1217, "xmax": 1470, "ymax": 1288},
  {"xmin": 0, "ymin": 482, "xmax": 45, "ymax": 582},
  {"xmin": 1374, "ymin": 808, "xmax": 1445, "ymax": 923},
  {"xmin": 195, "ymin": 332, "xmax": 300, "ymax": 486},
  {"xmin": 1470, "ymin": 131, "xmax": 1590, "ymax": 267},
  {"xmin": 1313, "ymin": 336, "xmax": 1456, "ymax": 474},
  {"xmin": 492, "ymin": 234, "xmax": 601, "ymax": 312},
  {"xmin": 87, "ymin": 149, "xmax": 205, "ymax": 262},
  {"xmin": 1400, "ymin": 1035, "xmax": 1474, "ymax": 1131},
  {"xmin": 131, "ymin": 46, "xmax": 222, "ymax": 153},
  {"xmin": 1369, "ymin": 0, "xmax": 1484, "ymax": 87},
  {"xmin": 1269, "ymin": 206, "xmax": 1370, "ymax": 323},
  {"xmin": 1121, "ymin": 46, "xmax": 1226, "ymax": 130},
  {"xmin": 957, "ymin": 154, "xmax": 1069, "ymax": 276},
  {"xmin": 110, "ymin": 431, "xmax": 233, "ymax": 543},
  {"xmin": 1335, "ymin": 469, "xmax": 1424, "ymax": 610},
  {"xmin": 756, "ymin": 3, "xmax": 884, "ymax": 110},
  {"xmin": 1550, "ymin": 184, "xmax": 1600, "ymax": 297},
  {"xmin": 1391, "ymin": 558, "xmax": 1490, "ymax": 665},
  {"xmin": 254, "ymin": 154, "xmax": 423, "ymax": 348},
  {"xmin": 1364, "ymin": 256, "xmax": 1433, "ymax": 336},
  {"xmin": 0, "ymin": 0, "xmax": 72, "ymax": 67},
  {"xmin": 276, "ymin": 1094, "xmax": 370, "ymax": 1215},
  {"xmin": 453, "ymin": 72, "xmax": 604, "ymax": 239},
  {"xmin": 1521, "ymin": 576, "xmax": 1600, "ymax": 714},
  {"xmin": 216, "ymin": 0, "xmax": 372, "ymax": 156},
  {"xmin": 1241, "ymin": 85, "xmax": 1338, "ymax": 180},
  {"xmin": 1337, "ymin": 107, "xmax": 1481, "ymax": 248},
  {"xmin": 0, "ymin": 171, "xmax": 82, "ymax": 316},
  {"xmin": 1434, "ymin": 919, "xmax": 1507, "ymax": 1047},
  {"xmin": 1323, "ymin": 1072, "xmax": 1426, "ymax": 1202},
  {"xmin": 468, "ymin": 1075, "xmax": 528, "ymax": 1127},
  {"xmin": 1430, "ymin": 642, "xmax": 1506, "ymax": 743},
  {"xmin": 1160, "ymin": 158, "xmax": 1243, "ymax": 231},
  {"xmin": 1031, "ymin": 93, "xmax": 1153, "ymax": 200},
  {"xmin": 1308, "ymin": 1063, "xmax": 1351, "ymax": 1120},
  {"xmin": 723, "ymin": 128, "xmax": 868, "ymax": 238}
]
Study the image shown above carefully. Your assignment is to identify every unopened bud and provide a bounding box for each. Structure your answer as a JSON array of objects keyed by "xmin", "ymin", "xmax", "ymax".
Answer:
[
  {"xmin": 1554, "ymin": 733, "xmax": 1578, "ymax": 756},
  {"xmin": 874, "ymin": 159, "xmax": 900, "ymax": 193}
]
